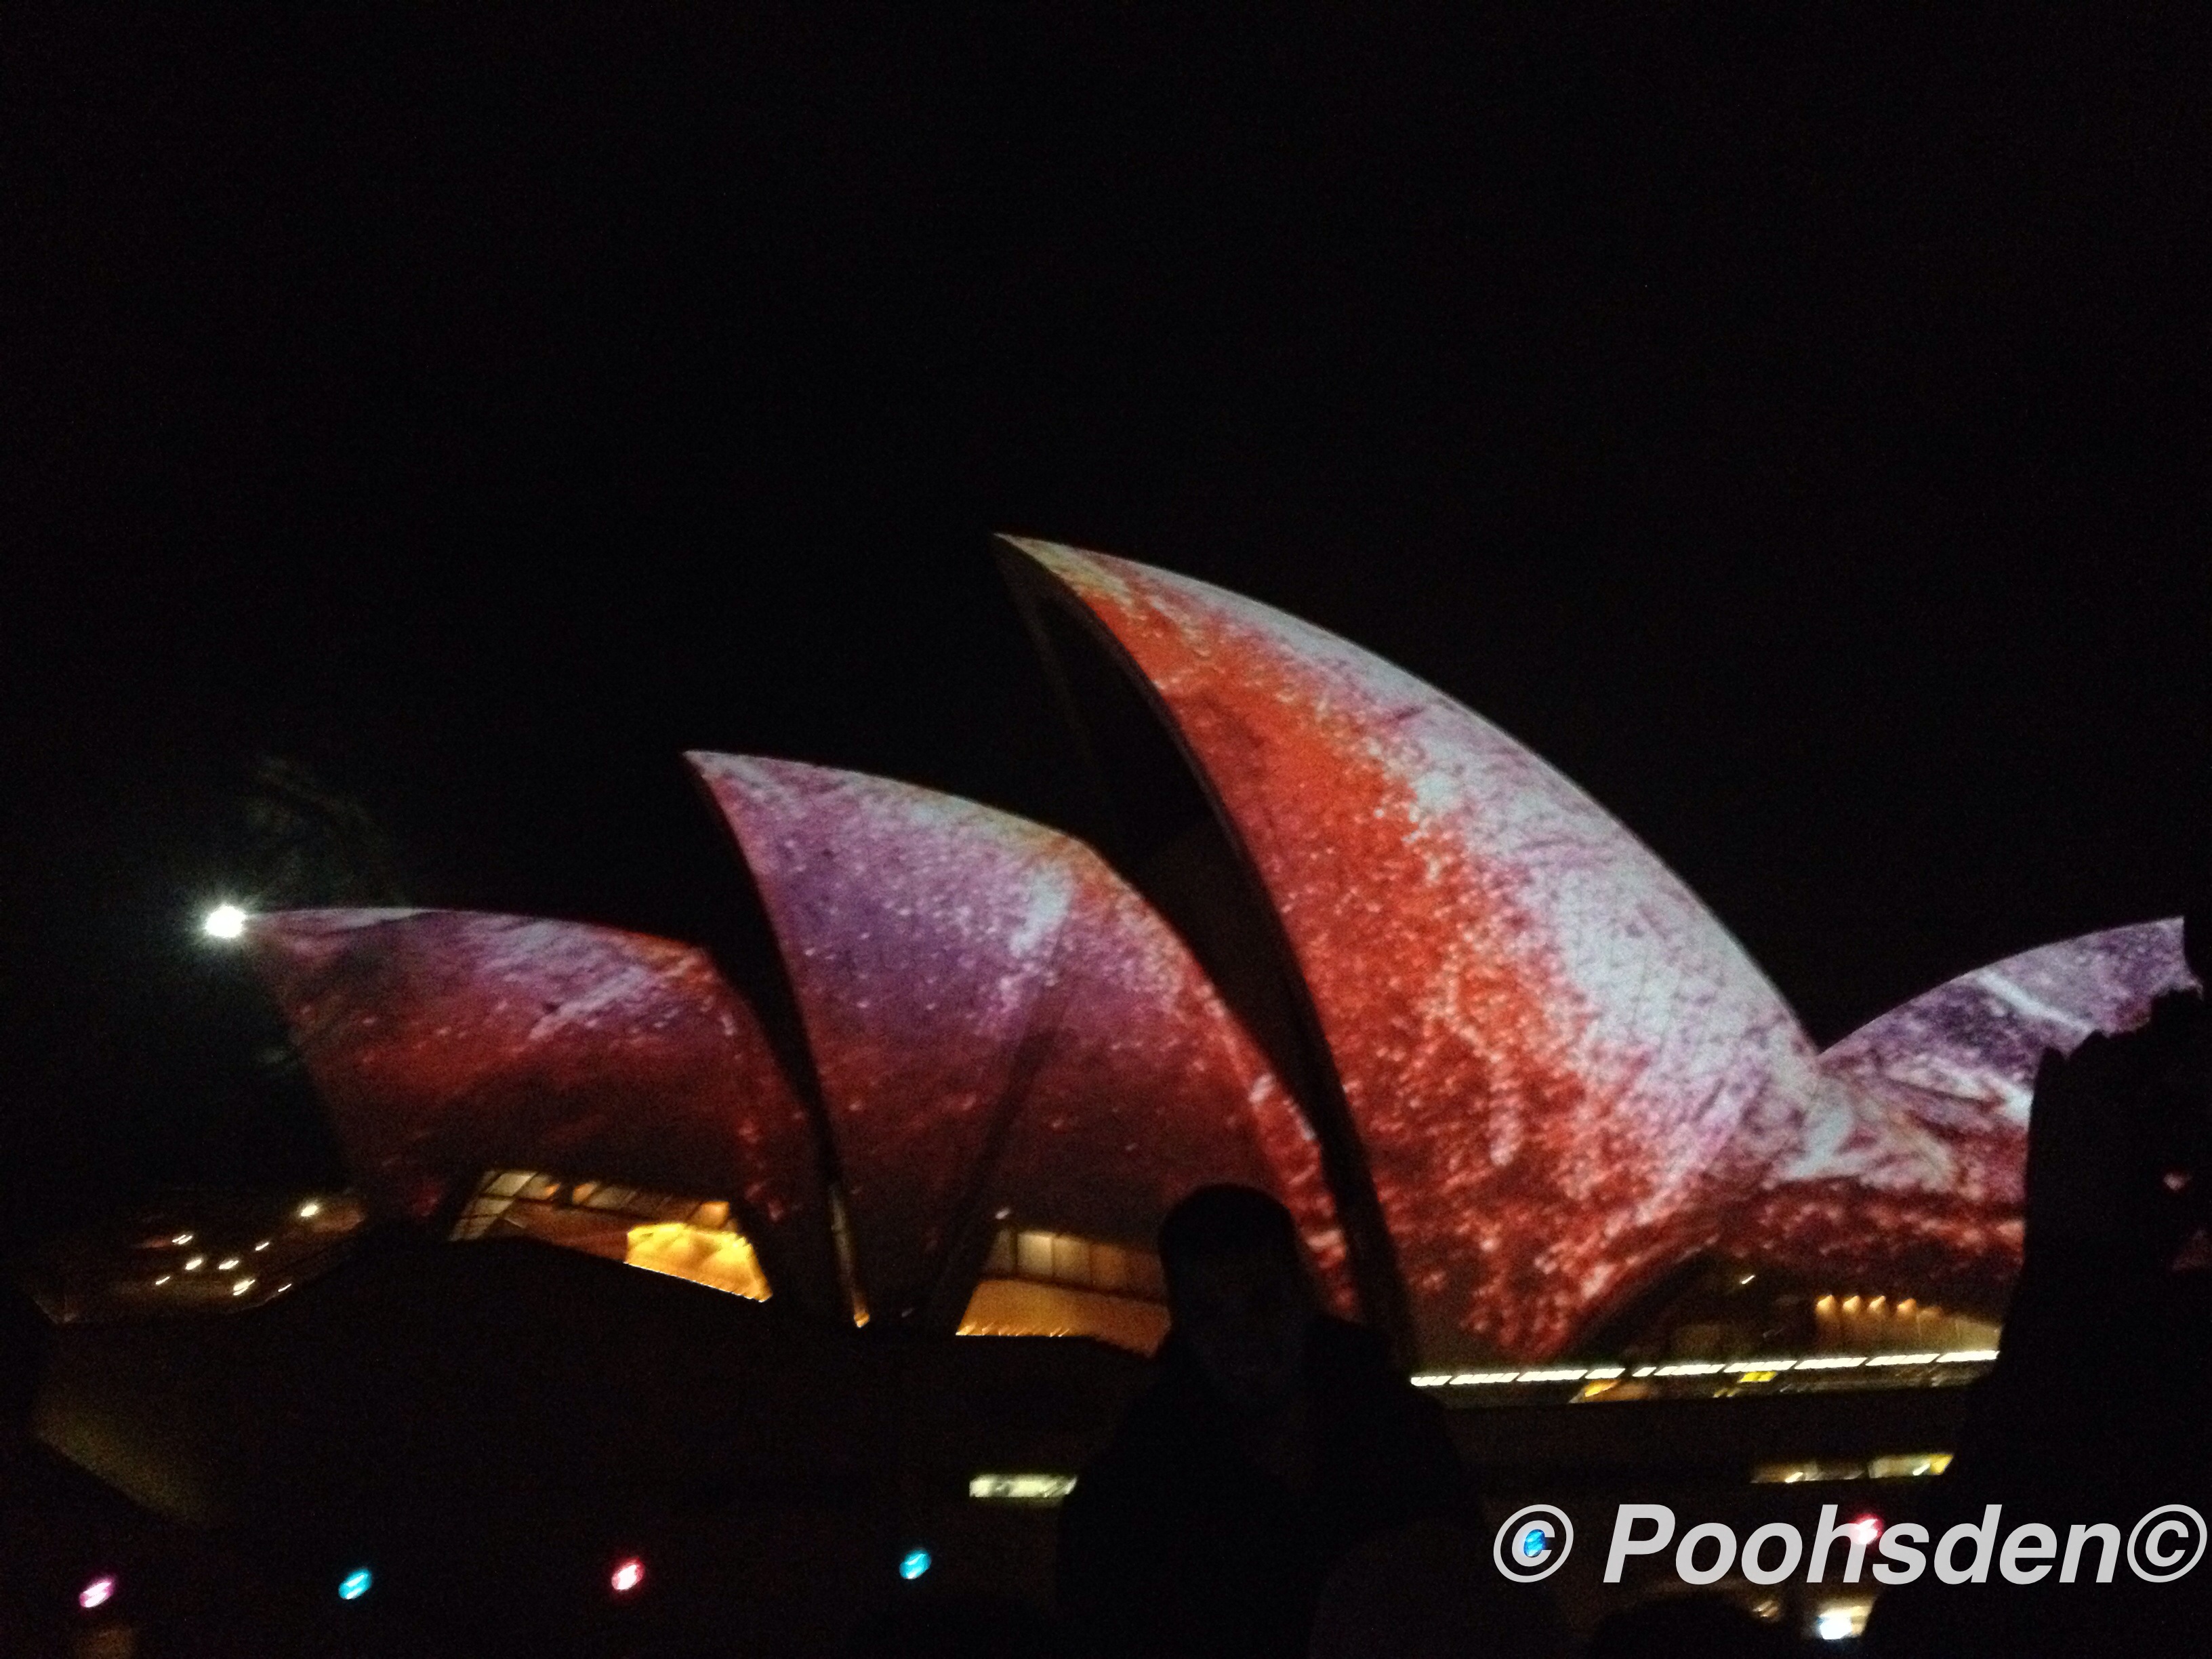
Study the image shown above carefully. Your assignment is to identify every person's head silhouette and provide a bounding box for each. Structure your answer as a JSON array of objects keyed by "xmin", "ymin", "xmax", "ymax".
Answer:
[{"xmin": 1158, "ymin": 1184, "xmax": 1317, "ymax": 1412}]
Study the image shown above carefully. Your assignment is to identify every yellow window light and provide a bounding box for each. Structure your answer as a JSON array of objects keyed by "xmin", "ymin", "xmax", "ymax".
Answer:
[
  {"xmin": 968, "ymin": 1473, "xmax": 1078, "ymax": 1506},
  {"xmin": 623, "ymin": 1220, "xmax": 770, "ymax": 1302}
]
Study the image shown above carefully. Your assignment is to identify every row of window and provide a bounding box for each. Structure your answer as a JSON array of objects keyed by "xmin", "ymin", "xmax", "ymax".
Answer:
[
  {"xmin": 455, "ymin": 1173, "xmax": 729, "ymax": 1236},
  {"xmin": 977, "ymin": 1227, "xmax": 1166, "ymax": 1300}
]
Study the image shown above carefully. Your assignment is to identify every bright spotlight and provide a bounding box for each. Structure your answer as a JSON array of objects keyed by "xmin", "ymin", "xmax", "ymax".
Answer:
[
  {"xmin": 202, "ymin": 903, "xmax": 248, "ymax": 941},
  {"xmin": 79, "ymin": 1575, "xmax": 116, "ymax": 1611},
  {"xmin": 1816, "ymin": 1607, "xmax": 1857, "ymax": 1641},
  {"xmin": 899, "ymin": 1549, "xmax": 933, "ymax": 1581},
  {"xmin": 611, "ymin": 1557, "xmax": 646, "ymax": 1595},
  {"xmin": 298, "ymin": 1200, "xmax": 323, "ymax": 1220},
  {"xmin": 338, "ymin": 1568, "xmax": 372, "ymax": 1601}
]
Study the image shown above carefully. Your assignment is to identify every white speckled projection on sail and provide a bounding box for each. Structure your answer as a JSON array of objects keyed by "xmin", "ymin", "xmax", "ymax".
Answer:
[
  {"xmin": 1004, "ymin": 539, "xmax": 1823, "ymax": 1359},
  {"xmin": 689, "ymin": 754, "xmax": 1351, "ymax": 1326},
  {"xmin": 245, "ymin": 907, "xmax": 836, "ymax": 1305}
]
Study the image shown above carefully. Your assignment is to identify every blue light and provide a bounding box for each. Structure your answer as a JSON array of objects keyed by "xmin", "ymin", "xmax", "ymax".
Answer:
[
  {"xmin": 338, "ymin": 1568, "xmax": 372, "ymax": 1601},
  {"xmin": 898, "ymin": 1549, "xmax": 933, "ymax": 1581}
]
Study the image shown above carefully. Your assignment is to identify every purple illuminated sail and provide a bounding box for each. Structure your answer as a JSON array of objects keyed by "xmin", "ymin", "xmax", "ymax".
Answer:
[{"xmin": 690, "ymin": 754, "xmax": 1351, "ymax": 1326}]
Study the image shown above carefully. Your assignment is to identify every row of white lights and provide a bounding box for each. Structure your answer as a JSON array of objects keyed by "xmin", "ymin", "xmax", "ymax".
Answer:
[{"xmin": 1411, "ymin": 1351, "xmax": 2001, "ymax": 1387}]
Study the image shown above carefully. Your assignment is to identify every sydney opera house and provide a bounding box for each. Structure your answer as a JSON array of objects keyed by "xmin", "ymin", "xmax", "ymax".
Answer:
[{"xmin": 18, "ymin": 539, "xmax": 2196, "ymax": 1653}]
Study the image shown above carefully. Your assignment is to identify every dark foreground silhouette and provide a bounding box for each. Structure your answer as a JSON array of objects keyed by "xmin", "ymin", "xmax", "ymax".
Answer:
[
  {"xmin": 1864, "ymin": 937, "xmax": 2212, "ymax": 1658},
  {"xmin": 1057, "ymin": 1185, "xmax": 1560, "ymax": 1658}
]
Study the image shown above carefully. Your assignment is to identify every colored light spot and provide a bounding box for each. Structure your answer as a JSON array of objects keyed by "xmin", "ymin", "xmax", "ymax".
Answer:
[
  {"xmin": 79, "ymin": 1576, "xmax": 116, "ymax": 1611},
  {"xmin": 899, "ymin": 1549, "xmax": 933, "ymax": 1580},
  {"xmin": 611, "ymin": 1557, "xmax": 645, "ymax": 1595},
  {"xmin": 338, "ymin": 1568, "xmax": 372, "ymax": 1601}
]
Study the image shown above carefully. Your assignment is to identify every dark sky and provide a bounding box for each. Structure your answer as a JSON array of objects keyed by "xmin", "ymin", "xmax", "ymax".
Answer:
[{"xmin": 3, "ymin": 8, "xmax": 2206, "ymax": 1250}]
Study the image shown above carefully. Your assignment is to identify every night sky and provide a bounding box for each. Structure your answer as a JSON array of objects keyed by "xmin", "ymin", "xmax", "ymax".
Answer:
[{"xmin": 3, "ymin": 9, "xmax": 2205, "ymax": 1254}]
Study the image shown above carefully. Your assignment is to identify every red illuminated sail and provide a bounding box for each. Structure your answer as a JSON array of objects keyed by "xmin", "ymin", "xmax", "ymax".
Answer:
[
  {"xmin": 247, "ymin": 909, "xmax": 838, "ymax": 1311},
  {"xmin": 1006, "ymin": 539, "xmax": 1821, "ymax": 1359}
]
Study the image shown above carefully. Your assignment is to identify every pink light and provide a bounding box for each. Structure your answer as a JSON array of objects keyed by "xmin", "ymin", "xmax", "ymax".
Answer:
[
  {"xmin": 1851, "ymin": 1514, "xmax": 1883, "ymax": 1545},
  {"xmin": 79, "ymin": 1576, "xmax": 116, "ymax": 1611},
  {"xmin": 610, "ymin": 1557, "xmax": 645, "ymax": 1595}
]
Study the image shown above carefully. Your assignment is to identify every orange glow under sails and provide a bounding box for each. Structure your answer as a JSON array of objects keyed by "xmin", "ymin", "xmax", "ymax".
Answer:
[
  {"xmin": 691, "ymin": 755, "xmax": 1353, "ymax": 1326},
  {"xmin": 246, "ymin": 909, "xmax": 840, "ymax": 1313},
  {"xmin": 1008, "ymin": 541, "xmax": 1822, "ymax": 1360},
  {"xmin": 959, "ymin": 1278, "xmax": 1171, "ymax": 1353}
]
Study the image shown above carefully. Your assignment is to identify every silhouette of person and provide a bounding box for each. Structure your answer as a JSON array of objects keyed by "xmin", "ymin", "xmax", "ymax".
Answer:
[
  {"xmin": 1056, "ymin": 1185, "xmax": 1499, "ymax": 1659},
  {"xmin": 1864, "ymin": 923, "xmax": 2212, "ymax": 1657}
]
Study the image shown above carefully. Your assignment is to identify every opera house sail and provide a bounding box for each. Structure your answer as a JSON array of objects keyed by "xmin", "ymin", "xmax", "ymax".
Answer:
[{"xmin": 688, "ymin": 754, "xmax": 1355, "ymax": 1344}]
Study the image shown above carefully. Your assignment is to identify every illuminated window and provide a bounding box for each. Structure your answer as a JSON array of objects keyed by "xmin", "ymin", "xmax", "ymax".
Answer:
[
  {"xmin": 959, "ymin": 1279, "xmax": 1170, "ymax": 1353},
  {"xmin": 1867, "ymin": 1452, "xmax": 1953, "ymax": 1480},
  {"xmin": 960, "ymin": 1227, "xmax": 1170, "ymax": 1352},
  {"xmin": 454, "ymin": 1170, "xmax": 769, "ymax": 1301},
  {"xmin": 968, "ymin": 1473, "xmax": 1078, "ymax": 1506},
  {"xmin": 1051, "ymin": 1233, "xmax": 1092, "ymax": 1283},
  {"xmin": 1813, "ymin": 1601, "xmax": 1872, "ymax": 1641},
  {"xmin": 625, "ymin": 1221, "xmax": 768, "ymax": 1300},
  {"xmin": 1752, "ymin": 1459, "xmax": 1868, "ymax": 1485},
  {"xmin": 1812, "ymin": 1292, "xmax": 2000, "ymax": 1356}
]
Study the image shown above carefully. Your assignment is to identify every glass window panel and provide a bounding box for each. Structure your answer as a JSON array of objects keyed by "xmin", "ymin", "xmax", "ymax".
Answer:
[
  {"xmin": 1092, "ymin": 1244, "xmax": 1128, "ymax": 1292},
  {"xmin": 1052, "ymin": 1234, "xmax": 1092, "ymax": 1285}
]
